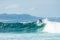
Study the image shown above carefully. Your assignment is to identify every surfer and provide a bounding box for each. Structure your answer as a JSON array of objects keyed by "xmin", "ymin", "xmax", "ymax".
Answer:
[
  {"xmin": 39, "ymin": 19, "xmax": 42, "ymax": 23},
  {"xmin": 37, "ymin": 19, "xmax": 42, "ymax": 24}
]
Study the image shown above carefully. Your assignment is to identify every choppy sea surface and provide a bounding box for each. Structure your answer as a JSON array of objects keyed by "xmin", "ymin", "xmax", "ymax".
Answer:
[{"xmin": 0, "ymin": 33, "xmax": 60, "ymax": 40}]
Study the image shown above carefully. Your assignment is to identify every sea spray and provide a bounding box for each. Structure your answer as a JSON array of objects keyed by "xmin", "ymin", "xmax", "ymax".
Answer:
[{"xmin": 43, "ymin": 18, "xmax": 60, "ymax": 33}]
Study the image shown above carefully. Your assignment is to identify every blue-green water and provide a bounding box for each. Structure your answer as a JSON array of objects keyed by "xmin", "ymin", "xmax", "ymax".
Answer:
[
  {"xmin": 0, "ymin": 33, "xmax": 60, "ymax": 40},
  {"xmin": 0, "ymin": 18, "xmax": 60, "ymax": 40},
  {"xmin": 0, "ymin": 22, "xmax": 45, "ymax": 33}
]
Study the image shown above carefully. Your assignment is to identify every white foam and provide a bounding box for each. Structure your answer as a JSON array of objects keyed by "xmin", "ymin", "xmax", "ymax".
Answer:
[{"xmin": 43, "ymin": 19, "xmax": 60, "ymax": 33}]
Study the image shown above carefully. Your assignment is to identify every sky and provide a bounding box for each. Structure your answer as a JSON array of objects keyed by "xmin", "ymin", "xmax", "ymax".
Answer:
[{"xmin": 0, "ymin": 0, "xmax": 60, "ymax": 17}]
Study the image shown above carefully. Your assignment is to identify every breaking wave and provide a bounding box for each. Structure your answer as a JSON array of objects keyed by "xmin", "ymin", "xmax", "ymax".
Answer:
[{"xmin": 43, "ymin": 18, "xmax": 60, "ymax": 33}]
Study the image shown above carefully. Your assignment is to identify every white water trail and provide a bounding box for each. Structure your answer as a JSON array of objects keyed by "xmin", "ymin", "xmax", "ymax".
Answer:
[{"xmin": 43, "ymin": 18, "xmax": 60, "ymax": 33}]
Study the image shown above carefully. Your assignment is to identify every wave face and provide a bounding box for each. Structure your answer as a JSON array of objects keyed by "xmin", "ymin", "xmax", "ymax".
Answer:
[
  {"xmin": 0, "ymin": 18, "xmax": 60, "ymax": 33},
  {"xmin": 43, "ymin": 18, "xmax": 60, "ymax": 33},
  {"xmin": 0, "ymin": 22, "xmax": 45, "ymax": 33}
]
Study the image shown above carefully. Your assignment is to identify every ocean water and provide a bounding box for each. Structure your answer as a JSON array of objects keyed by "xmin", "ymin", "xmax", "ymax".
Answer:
[
  {"xmin": 0, "ymin": 18, "xmax": 60, "ymax": 40},
  {"xmin": 47, "ymin": 17, "xmax": 60, "ymax": 22},
  {"xmin": 43, "ymin": 18, "xmax": 60, "ymax": 33},
  {"xmin": 0, "ymin": 33, "xmax": 60, "ymax": 40}
]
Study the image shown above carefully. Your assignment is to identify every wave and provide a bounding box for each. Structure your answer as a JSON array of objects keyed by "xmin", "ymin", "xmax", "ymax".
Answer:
[
  {"xmin": 43, "ymin": 18, "xmax": 60, "ymax": 33},
  {"xmin": 0, "ymin": 18, "xmax": 60, "ymax": 34}
]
